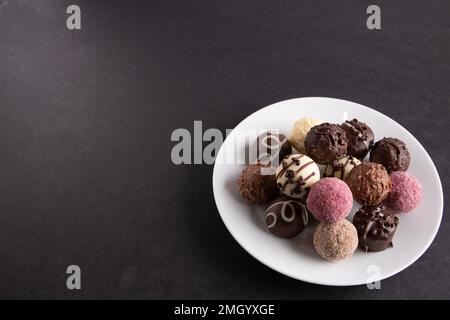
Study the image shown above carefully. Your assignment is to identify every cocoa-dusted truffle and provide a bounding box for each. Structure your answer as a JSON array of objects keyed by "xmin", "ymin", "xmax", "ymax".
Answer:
[
  {"xmin": 340, "ymin": 119, "xmax": 374, "ymax": 159},
  {"xmin": 256, "ymin": 131, "xmax": 292, "ymax": 165},
  {"xmin": 370, "ymin": 137, "xmax": 410, "ymax": 172},
  {"xmin": 237, "ymin": 163, "xmax": 277, "ymax": 204},
  {"xmin": 304, "ymin": 123, "xmax": 348, "ymax": 164},
  {"xmin": 353, "ymin": 205, "xmax": 399, "ymax": 252},
  {"xmin": 345, "ymin": 162, "xmax": 392, "ymax": 206},
  {"xmin": 313, "ymin": 219, "xmax": 358, "ymax": 262},
  {"xmin": 265, "ymin": 196, "xmax": 309, "ymax": 238}
]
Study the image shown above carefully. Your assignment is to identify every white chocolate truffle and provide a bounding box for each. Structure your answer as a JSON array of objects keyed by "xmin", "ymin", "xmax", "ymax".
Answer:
[
  {"xmin": 275, "ymin": 154, "xmax": 320, "ymax": 199},
  {"xmin": 290, "ymin": 117, "xmax": 323, "ymax": 154},
  {"xmin": 323, "ymin": 156, "xmax": 361, "ymax": 180}
]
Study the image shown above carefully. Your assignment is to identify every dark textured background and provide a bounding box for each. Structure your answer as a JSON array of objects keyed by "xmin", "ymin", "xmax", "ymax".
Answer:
[{"xmin": 0, "ymin": 0, "xmax": 448, "ymax": 299}]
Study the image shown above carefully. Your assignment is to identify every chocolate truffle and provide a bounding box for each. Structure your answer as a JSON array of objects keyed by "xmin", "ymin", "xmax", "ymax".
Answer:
[
  {"xmin": 237, "ymin": 163, "xmax": 277, "ymax": 204},
  {"xmin": 323, "ymin": 156, "xmax": 361, "ymax": 180},
  {"xmin": 256, "ymin": 131, "xmax": 292, "ymax": 165},
  {"xmin": 345, "ymin": 162, "xmax": 392, "ymax": 206},
  {"xmin": 290, "ymin": 117, "xmax": 323, "ymax": 154},
  {"xmin": 265, "ymin": 196, "xmax": 309, "ymax": 238},
  {"xmin": 313, "ymin": 220, "xmax": 358, "ymax": 262},
  {"xmin": 340, "ymin": 119, "xmax": 374, "ymax": 159},
  {"xmin": 304, "ymin": 123, "xmax": 348, "ymax": 164},
  {"xmin": 370, "ymin": 137, "xmax": 410, "ymax": 172},
  {"xmin": 275, "ymin": 154, "xmax": 320, "ymax": 199},
  {"xmin": 353, "ymin": 205, "xmax": 399, "ymax": 252}
]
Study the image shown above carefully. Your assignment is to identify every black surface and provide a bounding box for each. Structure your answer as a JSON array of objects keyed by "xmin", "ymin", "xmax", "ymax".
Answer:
[{"xmin": 0, "ymin": 0, "xmax": 449, "ymax": 299}]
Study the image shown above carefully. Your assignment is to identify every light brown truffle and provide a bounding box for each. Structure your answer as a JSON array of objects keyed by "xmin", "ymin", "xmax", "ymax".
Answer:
[{"xmin": 313, "ymin": 220, "xmax": 358, "ymax": 262}]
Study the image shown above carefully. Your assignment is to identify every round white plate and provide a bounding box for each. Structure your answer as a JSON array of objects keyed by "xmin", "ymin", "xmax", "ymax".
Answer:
[{"xmin": 212, "ymin": 97, "xmax": 443, "ymax": 286}]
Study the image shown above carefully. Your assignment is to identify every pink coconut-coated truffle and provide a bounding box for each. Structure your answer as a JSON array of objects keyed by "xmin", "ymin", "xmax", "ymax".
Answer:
[
  {"xmin": 384, "ymin": 171, "xmax": 422, "ymax": 213},
  {"xmin": 306, "ymin": 177, "xmax": 353, "ymax": 222}
]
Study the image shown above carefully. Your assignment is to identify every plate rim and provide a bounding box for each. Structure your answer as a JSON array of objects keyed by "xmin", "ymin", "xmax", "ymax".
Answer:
[{"xmin": 212, "ymin": 96, "xmax": 443, "ymax": 286}]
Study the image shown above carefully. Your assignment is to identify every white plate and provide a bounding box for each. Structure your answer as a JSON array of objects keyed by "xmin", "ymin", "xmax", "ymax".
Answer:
[{"xmin": 212, "ymin": 97, "xmax": 443, "ymax": 286}]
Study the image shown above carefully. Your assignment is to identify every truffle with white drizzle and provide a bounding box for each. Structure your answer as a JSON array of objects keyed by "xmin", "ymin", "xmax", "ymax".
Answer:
[
  {"xmin": 323, "ymin": 156, "xmax": 361, "ymax": 180},
  {"xmin": 265, "ymin": 196, "xmax": 309, "ymax": 238},
  {"xmin": 275, "ymin": 154, "xmax": 320, "ymax": 199},
  {"xmin": 340, "ymin": 119, "xmax": 374, "ymax": 159},
  {"xmin": 353, "ymin": 205, "xmax": 399, "ymax": 252}
]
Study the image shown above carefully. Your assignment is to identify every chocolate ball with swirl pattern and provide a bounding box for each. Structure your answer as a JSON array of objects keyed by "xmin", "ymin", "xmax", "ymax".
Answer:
[
  {"xmin": 353, "ymin": 205, "xmax": 399, "ymax": 252},
  {"xmin": 275, "ymin": 154, "xmax": 320, "ymax": 199},
  {"xmin": 265, "ymin": 196, "xmax": 309, "ymax": 238}
]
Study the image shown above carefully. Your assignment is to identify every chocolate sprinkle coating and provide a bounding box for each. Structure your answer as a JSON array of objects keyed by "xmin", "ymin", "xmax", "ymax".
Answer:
[
  {"xmin": 237, "ymin": 163, "xmax": 278, "ymax": 204},
  {"xmin": 304, "ymin": 123, "xmax": 348, "ymax": 164},
  {"xmin": 370, "ymin": 137, "xmax": 410, "ymax": 172},
  {"xmin": 340, "ymin": 119, "xmax": 374, "ymax": 159},
  {"xmin": 345, "ymin": 162, "xmax": 392, "ymax": 206},
  {"xmin": 353, "ymin": 205, "xmax": 399, "ymax": 252}
]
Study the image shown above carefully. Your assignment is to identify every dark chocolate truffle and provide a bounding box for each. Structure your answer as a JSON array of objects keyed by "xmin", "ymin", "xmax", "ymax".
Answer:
[
  {"xmin": 340, "ymin": 119, "xmax": 374, "ymax": 159},
  {"xmin": 304, "ymin": 123, "xmax": 348, "ymax": 164},
  {"xmin": 369, "ymin": 137, "xmax": 410, "ymax": 172},
  {"xmin": 353, "ymin": 205, "xmax": 399, "ymax": 252},
  {"xmin": 345, "ymin": 162, "xmax": 392, "ymax": 206},
  {"xmin": 256, "ymin": 131, "xmax": 292, "ymax": 165},
  {"xmin": 265, "ymin": 196, "xmax": 309, "ymax": 238},
  {"xmin": 237, "ymin": 163, "xmax": 277, "ymax": 204}
]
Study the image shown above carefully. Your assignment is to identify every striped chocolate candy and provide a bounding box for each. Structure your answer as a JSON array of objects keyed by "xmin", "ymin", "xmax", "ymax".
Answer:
[{"xmin": 275, "ymin": 154, "xmax": 320, "ymax": 199}]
